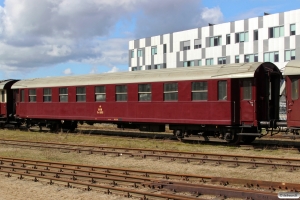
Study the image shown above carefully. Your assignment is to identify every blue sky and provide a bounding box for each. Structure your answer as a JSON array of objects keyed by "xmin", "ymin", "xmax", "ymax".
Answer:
[{"xmin": 0, "ymin": 0, "xmax": 299, "ymax": 80}]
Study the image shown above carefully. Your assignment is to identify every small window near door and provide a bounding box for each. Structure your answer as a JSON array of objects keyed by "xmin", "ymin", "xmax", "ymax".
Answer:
[
  {"xmin": 291, "ymin": 79, "xmax": 299, "ymax": 100},
  {"xmin": 218, "ymin": 81, "xmax": 227, "ymax": 100},
  {"xmin": 243, "ymin": 80, "xmax": 252, "ymax": 100}
]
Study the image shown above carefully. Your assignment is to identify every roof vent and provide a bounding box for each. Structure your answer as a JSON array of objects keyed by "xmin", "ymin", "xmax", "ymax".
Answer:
[
  {"xmin": 208, "ymin": 23, "xmax": 215, "ymax": 26},
  {"xmin": 264, "ymin": 12, "xmax": 270, "ymax": 16}
]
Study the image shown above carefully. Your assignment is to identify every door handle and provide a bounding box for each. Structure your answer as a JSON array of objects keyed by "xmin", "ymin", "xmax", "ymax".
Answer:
[{"xmin": 248, "ymin": 101, "xmax": 254, "ymax": 106}]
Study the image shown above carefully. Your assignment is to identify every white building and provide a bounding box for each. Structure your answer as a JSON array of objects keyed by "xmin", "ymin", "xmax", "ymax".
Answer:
[{"xmin": 128, "ymin": 9, "xmax": 300, "ymax": 71}]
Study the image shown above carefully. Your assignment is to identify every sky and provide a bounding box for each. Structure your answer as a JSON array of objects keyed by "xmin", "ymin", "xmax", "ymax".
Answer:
[{"xmin": 0, "ymin": 0, "xmax": 299, "ymax": 80}]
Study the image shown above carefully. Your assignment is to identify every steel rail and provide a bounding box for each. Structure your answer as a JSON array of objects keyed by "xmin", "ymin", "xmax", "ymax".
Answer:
[
  {"xmin": 0, "ymin": 139, "xmax": 300, "ymax": 171},
  {"xmin": 0, "ymin": 157, "xmax": 288, "ymax": 200},
  {"xmin": 1, "ymin": 156, "xmax": 299, "ymax": 192}
]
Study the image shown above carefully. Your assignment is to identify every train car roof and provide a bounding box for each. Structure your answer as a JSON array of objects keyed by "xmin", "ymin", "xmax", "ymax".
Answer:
[
  {"xmin": 0, "ymin": 79, "xmax": 18, "ymax": 89},
  {"xmin": 284, "ymin": 60, "xmax": 300, "ymax": 75},
  {"xmin": 12, "ymin": 62, "xmax": 277, "ymax": 89}
]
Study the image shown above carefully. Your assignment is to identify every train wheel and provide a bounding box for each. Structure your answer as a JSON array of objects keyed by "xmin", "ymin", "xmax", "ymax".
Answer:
[
  {"xmin": 242, "ymin": 136, "xmax": 256, "ymax": 144},
  {"xmin": 225, "ymin": 132, "xmax": 242, "ymax": 144}
]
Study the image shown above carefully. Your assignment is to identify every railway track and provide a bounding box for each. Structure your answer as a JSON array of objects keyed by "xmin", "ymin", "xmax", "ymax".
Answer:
[
  {"xmin": 0, "ymin": 156, "xmax": 297, "ymax": 199},
  {"xmin": 1, "ymin": 139, "xmax": 300, "ymax": 172}
]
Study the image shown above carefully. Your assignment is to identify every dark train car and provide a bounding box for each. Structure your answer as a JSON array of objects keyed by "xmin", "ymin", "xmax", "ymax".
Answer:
[
  {"xmin": 284, "ymin": 60, "xmax": 300, "ymax": 132},
  {"xmin": 12, "ymin": 62, "xmax": 281, "ymax": 143},
  {"xmin": 0, "ymin": 80, "xmax": 19, "ymax": 124}
]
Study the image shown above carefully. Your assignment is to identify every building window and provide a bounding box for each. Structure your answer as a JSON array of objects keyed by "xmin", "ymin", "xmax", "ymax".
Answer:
[
  {"xmin": 164, "ymin": 83, "xmax": 178, "ymax": 101},
  {"xmin": 254, "ymin": 30, "xmax": 258, "ymax": 40},
  {"xmin": 264, "ymin": 51, "xmax": 279, "ymax": 62},
  {"xmin": 76, "ymin": 87, "xmax": 86, "ymax": 102},
  {"xmin": 184, "ymin": 61, "xmax": 194, "ymax": 67},
  {"xmin": 132, "ymin": 66, "xmax": 141, "ymax": 71},
  {"xmin": 235, "ymin": 32, "xmax": 248, "ymax": 43},
  {"xmin": 116, "ymin": 85, "xmax": 127, "ymax": 101},
  {"xmin": 194, "ymin": 39, "xmax": 202, "ymax": 49},
  {"xmin": 269, "ymin": 26, "xmax": 284, "ymax": 38},
  {"xmin": 198, "ymin": 60, "xmax": 202, "ymax": 66},
  {"xmin": 218, "ymin": 81, "xmax": 227, "ymax": 100},
  {"xmin": 192, "ymin": 82, "xmax": 207, "ymax": 100},
  {"xmin": 226, "ymin": 34, "xmax": 230, "ymax": 44},
  {"xmin": 235, "ymin": 55, "xmax": 239, "ymax": 63},
  {"xmin": 209, "ymin": 36, "xmax": 222, "ymax": 47},
  {"xmin": 291, "ymin": 79, "xmax": 299, "ymax": 100},
  {"xmin": 163, "ymin": 44, "xmax": 167, "ymax": 53},
  {"xmin": 43, "ymin": 88, "xmax": 52, "ymax": 102},
  {"xmin": 20, "ymin": 89, "xmax": 25, "ymax": 102},
  {"xmin": 244, "ymin": 54, "xmax": 258, "ymax": 62},
  {"xmin": 206, "ymin": 58, "xmax": 214, "ymax": 66},
  {"xmin": 290, "ymin": 24, "xmax": 296, "ymax": 35},
  {"xmin": 29, "ymin": 89, "xmax": 36, "ymax": 102},
  {"xmin": 59, "ymin": 88, "xmax": 68, "ymax": 102},
  {"xmin": 285, "ymin": 49, "xmax": 296, "ymax": 61},
  {"xmin": 95, "ymin": 86, "xmax": 106, "ymax": 102},
  {"xmin": 131, "ymin": 50, "xmax": 134, "ymax": 58},
  {"xmin": 151, "ymin": 46, "xmax": 157, "ymax": 55},
  {"xmin": 243, "ymin": 80, "xmax": 252, "ymax": 100},
  {"xmin": 154, "ymin": 64, "xmax": 161, "ymax": 69},
  {"xmin": 218, "ymin": 57, "xmax": 226, "ymax": 64},
  {"xmin": 183, "ymin": 41, "xmax": 190, "ymax": 50},
  {"xmin": 138, "ymin": 84, "xmax": 151, "ymax": 101},
  {"xmin": 137, "ymin": 49, "xmax": 143, "ymax": 57}
]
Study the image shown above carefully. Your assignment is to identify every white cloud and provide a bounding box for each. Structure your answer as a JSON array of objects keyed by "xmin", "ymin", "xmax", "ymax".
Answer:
[
  {"xmin": 63, "ymin": 68, "xmax": 72, "ymax": 75},
  {"xmin": 106, "ymin": 66, "xmax": 119, "ymax": 73},
  {"xmin": 0, "ymin": 0, "xmax": 224, "ymax": 77}
]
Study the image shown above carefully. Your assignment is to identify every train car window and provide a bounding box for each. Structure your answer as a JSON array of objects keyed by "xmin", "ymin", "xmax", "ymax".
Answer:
[
  {"xmin": 218, "ymin": 81, "xmax": 227, "ymax": 101},
  {"xmin": 291, "ymin": 79, "xmax": 299, "ymax": 100},
  {"xmin": 164, "ymin": 83, "xmax": 178, "ymax": 101},
  {"xmin": 116, "ymin": 85, "xmax": 127, "ymax": 101},
  {"xmin": 76, "ymin": 87, "xmax": 86, "ymax": 102},
  {"xmin": 20, "ymin": 89, "xmax": 25, "ymax": 102},
  {"xmin": 95, "ymin": 86, "xmax": 106, "ymax": 102},
  {"xmin": 243, "ymin": 80, "xmax": 252, "ymax": 100},
  {"xmin": 59, "ymin": 88, "xmax": 68, "ymax": 102},
  {"xmin": 138, "ymin": 84, "xmax": 151, "ymax": 101},
  {"xmin": 29, "ymin": 89, "xmax": 36, "ymax": 102},
  {"xmin": 43, "ymin": 88, "xmax": 52, "ymax": 102},
  {"xmin": 1, "ymin": 90, "xmax": 4, "ymax": 102},
  {"xmin": 192, "ymin": 82, "xmax": 207, "ymax": 100}
]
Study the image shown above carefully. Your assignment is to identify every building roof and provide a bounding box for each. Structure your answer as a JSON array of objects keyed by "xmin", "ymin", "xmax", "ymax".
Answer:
[
  {"xmin": 283, "ymin": 60, "xmax": 300, "ymax": 75},
  {"xmin": 12, "ymin": 62, "xmax": 277, "ymax": 89}
]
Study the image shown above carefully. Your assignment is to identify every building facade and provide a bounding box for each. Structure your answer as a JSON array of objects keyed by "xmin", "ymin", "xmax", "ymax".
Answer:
[{"xmin": 128, "ymin": 9, "xmax": 300, "ymax": 71}]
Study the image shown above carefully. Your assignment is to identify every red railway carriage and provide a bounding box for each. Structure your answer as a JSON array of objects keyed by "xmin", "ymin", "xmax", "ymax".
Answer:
[
  {"xmin": 12, "ymin": 62, "xmax": 281, "ymax": 143},
  {"xmin": 284, "ymin": 60, "xmax": 300, "ymax": 132}
]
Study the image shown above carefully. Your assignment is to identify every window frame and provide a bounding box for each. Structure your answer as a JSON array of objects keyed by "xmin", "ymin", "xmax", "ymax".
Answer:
[
  {"xmin": 206, "ymin": 58, "xmax": 214, "ymax": 66},
  {"xmin": 116, "ymin": 85, "xmax": 127, "ymax": 102},
  {"xmin": 192, "ymin": 81, "xmax": 208, "ymax": 101},
  {"xmin": 285, "ymin": 49, "xmax": 296, "ymax": 61},
  {"xmin": 137, "ymin": 49, "xmax": 143, "ymax": 57},
  {"xmin": 76, "ymin": 87, "xmax": 86, "ymax": 102},
  {"xmin": 209, "ymin": 36, "xmax": 222, "ymax": 47},
  {"xmin": 95, "ymin": 86, "xmax": 106, "ymax": 102},
  {"xmin": 269, "ymin": 26, "xmax": 284, "ymax": 38},
  {"xmin": 164, "ymin": 83, "xmax": 178, "ymax": 101},
  {"xmin": 291, "ymin": 78, "xmax": 299, "ymax": 100},
  {"xmin": 183, "ymin": 40, "xmax": 190, "ymax": 51},
  {"xmin": 254, "ymin": 30, "xmax": 258, "ymax": 40},
  {"xmin": 235, "ymin": 55, "xmax": 240, "ymax": 63},
  {"xmin": 242, "ymin": 80, "xmax": 252, "ymax": 100},
  {"xmin": 43, "ymin": 88, "xmax": 52, "ymax": 102},
  {"xmin": 20, "ymin": 89, "xmax": 25, "ymax": 102},
  {"xmin": 226, "ymin": 34, "xmax": 230, "ymax": 44},
  {"xmin": 59, "ymin": 87, "xmax": 68, "ymax": 102},
  {"xmin": 235, "ymin": 31, "xmax": 249, "ymax": 43},
  {"xmin": 151, "ymin": 46, "xmax": 157, "ymax": 55},
  {"xmin": 131, "ymin": 50, "xmax": 134, "ymax": 58},
  {"xmin": 290, "ymin": 24, "xmax": 296, "ymax": 35},
  {"xmin": 138, "ymin": 84, "xmax": 151, "ymax": 101},
  {"xmin": 28, "ymin": 89, "xmax": 36, "ymax": 102},
  {"xmin": 194, "ymin": 39, "xmax": 202, "ymax": 49},
  {"xmin": 264, "ymin": 51, "xmax": 279, "ymax": 62},
  {"xmin": 244, "ymin": 54, "xmax": 258, "ymax": 62},
  {"xmin": 218, "ymin": 81, "xmax": 227, "ymax": 101},
  {"xmin": 218, "ymin": 57, "xmax": 226, "ymax": 64}
]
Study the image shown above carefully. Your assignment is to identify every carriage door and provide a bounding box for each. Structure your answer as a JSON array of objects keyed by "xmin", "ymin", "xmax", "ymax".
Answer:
[
  {"xmin": 240, "ymin": 79, "xmax": 255, "ymax": 125},
  {"xmin": 287, "ymin": 76, "xmax": 300, "ymax": 125}
]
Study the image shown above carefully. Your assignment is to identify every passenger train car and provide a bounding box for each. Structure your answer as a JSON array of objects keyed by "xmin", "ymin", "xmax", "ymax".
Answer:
[
  {"xmin": 6, "ymin": 62, "xmax": 283, "ymax": 143},
  {"xmin": 0, "ymin": 61, "xmax": 299, "ymax": 143}
]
